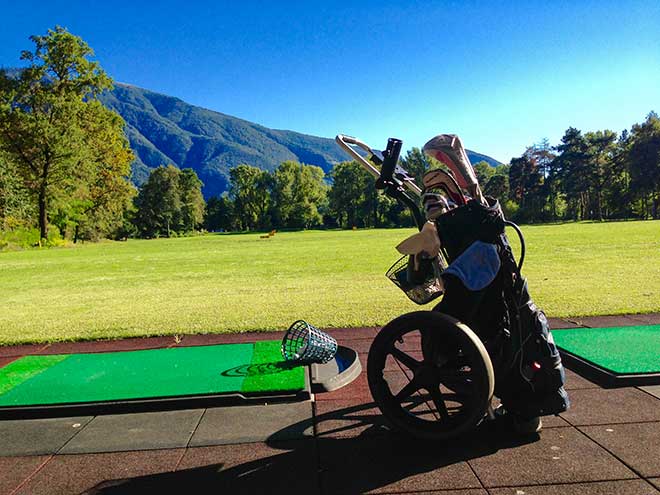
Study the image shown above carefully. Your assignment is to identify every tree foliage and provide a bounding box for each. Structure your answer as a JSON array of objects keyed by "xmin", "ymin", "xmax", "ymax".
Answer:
[
  {"xmin": 133, "ymin": 165, "xmax": 205, "ymax": 237},
  {"xmin": 228, "ymin": 164, "xmax": 272, "ymax": 231},
  {"xmin": 272, "ymin": 161, "xmax": 327, "ymax": 229},
  {"xmin": 507, "ymin": 112, "xmax": 660, "ymax": 222},
  {"xmin": 0, "ymin": 26, "xmax": 134, "ymax": 241},
  {"xmin": 627, "ymin": 112, "xmax": 660, "ymax": 218}
]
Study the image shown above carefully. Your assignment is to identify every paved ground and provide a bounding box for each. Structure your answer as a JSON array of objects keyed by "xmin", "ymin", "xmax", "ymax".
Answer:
[{"xmin": 1, "ymin": 314, "xmax": 659, "ymax": 494}]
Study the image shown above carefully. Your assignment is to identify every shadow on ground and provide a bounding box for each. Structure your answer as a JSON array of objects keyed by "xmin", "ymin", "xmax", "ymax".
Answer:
[{"xmin": 84, "ymin": 402, "xmax": 539, "ymax": 494}]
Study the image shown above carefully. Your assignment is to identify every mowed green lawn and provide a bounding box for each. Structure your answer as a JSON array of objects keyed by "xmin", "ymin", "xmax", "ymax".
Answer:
[{"xmin": 1, "ymin": 220, "xmax": 659, "ymax": 345}]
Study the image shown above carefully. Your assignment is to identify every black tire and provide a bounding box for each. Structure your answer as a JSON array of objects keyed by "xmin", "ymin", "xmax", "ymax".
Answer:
[{"xmin": 367, "ymin": 311, "xmax": 494, "ymax": 440}]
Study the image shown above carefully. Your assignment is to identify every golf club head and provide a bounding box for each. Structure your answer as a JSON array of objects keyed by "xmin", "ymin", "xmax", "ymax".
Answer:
[
  {"xmin": 422, "ymin": 168, "xmax": 467, "ymax": 207},
  {"xmin": 422, "ymin": 134, "xmax": 479, "ymax": 193}
]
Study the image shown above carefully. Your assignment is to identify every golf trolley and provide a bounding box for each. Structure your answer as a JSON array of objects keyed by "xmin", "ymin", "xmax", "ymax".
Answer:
[{"xmin": 336, "ymin": 134, "xmax": 569, "ymax": 440}]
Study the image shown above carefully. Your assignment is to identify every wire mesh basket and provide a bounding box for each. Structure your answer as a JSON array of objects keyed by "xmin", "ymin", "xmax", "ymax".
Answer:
[
  {"xmin": 386, "ymin": 255, "xmax": 445, "ymax": 305},
  {"xmin": 281, "ymin": 320, "xmax": 338, "ymax": 364}
]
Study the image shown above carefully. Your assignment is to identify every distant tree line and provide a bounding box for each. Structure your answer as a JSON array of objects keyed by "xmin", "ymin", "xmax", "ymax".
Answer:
[
  {"xmin": 500, "ymin": 112, "xmax": 660, "ymax": 223},
  {"xmin": 204, "ymin": 110, "xmax": 658, "ymax": 233},
  {"xmin": 202, "ymin": 159, "xmax": 417, "ymax": 232}
]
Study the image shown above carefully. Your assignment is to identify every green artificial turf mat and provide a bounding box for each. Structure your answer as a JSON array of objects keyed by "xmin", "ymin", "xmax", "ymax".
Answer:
[
  {"xmin": 0, "ymin": 355, "xmax": 70, "ymax": 395},
  {"xmin": 553, "ymin": 325, "xmax": 660, "ymax": 374},
  {"xmin": 0, "ymin": 341, "xmax": 305, "ymax": 407},
  {"xmin": 241, "ymin": 341, "xmax": 305, "ymax": 393}
]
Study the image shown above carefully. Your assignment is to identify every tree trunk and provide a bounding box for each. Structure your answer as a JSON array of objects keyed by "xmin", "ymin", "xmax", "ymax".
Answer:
[{"xmin": 38, "ymin": 183, "xmax": 48, "ymax": 241}]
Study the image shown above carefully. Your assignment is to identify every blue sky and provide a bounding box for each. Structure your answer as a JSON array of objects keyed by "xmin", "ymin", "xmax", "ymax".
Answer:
[{"xmin": 1, "ymin": 0, "xmax": 658, "ymax": 162}]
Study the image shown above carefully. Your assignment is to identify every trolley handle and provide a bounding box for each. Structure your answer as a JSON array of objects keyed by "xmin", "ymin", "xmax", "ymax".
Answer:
[
  {"xmin": 376, "ymin": 138, "xmax": 403, "ymax": 189},
  {"xmin": 335, "ymin": 134, "xmax": 422, "ymax": 198}
]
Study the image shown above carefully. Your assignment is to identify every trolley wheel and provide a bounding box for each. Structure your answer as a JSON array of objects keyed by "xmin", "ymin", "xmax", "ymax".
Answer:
[{"xmin": 367, "ymin": 311, "xmax": 495, "ymax": 440}]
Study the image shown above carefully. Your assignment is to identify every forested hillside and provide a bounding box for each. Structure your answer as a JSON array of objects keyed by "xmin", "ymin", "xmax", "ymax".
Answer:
[{"xmin": 100, "ymin": 84, "xmax": 501, "ymax": 197}]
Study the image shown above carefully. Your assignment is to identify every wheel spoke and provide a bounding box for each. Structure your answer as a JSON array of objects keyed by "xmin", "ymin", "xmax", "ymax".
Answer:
[
  {"xmin": 394, "ymin": 377, "xmax": 423, "ymax": 402},
  {"xmin": 390, "ymin": 347, "xmax": 421, "ymax": 372},
  {"xmin": 436, "ymin": 368, "xmax": 471, "ymax": 379},
  {"xmin": 429, "ymin": 387, "xmax": 450, "ymax": 420},
  {"xmin": 436, "ymin": 366, "xmax": 474, "ymax": 393}
]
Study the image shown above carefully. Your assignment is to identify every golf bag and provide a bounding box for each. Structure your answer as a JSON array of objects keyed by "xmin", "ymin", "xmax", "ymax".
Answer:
[{"xmin": 432, "ymin": 197, "xmax": 570, "ymax": 419}]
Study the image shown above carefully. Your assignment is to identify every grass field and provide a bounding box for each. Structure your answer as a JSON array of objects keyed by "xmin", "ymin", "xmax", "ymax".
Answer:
[{"xmin": 1, "ymin": 220, "xmax": 659, "ymax": 345}]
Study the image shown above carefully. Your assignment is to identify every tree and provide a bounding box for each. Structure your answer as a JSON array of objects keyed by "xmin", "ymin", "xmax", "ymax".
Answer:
[
  {"xmin": 204, "ymin": 196, "xmax": 235, "ymax": 231},
  {"xmin": 133, "ymin": 165, "xmax": 182, "ymax": 237},
  {"xmin": 473, "ymin": 161, "xmax": 495, "ymax": 187},
  {"xmin": 627, "ymin": 112, "xmax": 660, "ymax": 218},
  {"xmin": 0, "ymin": 151, "xmax": 34, "ymax": 230},
  {"xmin": 0, "ymin": 26, "xmax": 132, "ymax": 241},
  {"xmin": 527, "ymin": 139, "xmax": 557, "ymax": 220},
  {"xmin": 400, "ymin": 147, "xmax": 447, "ymax": 189},
  {"xmin": 554, "ymin": 128, "xmax": 590, "ymax": 220},
  {"xmin": 328, "ymin": 161, "xmax": 373, "ymax": 228},
  {"xmin": 59, "ymin": 101, "xmax": 136, "ymax": 241},
  {"xmin": 400, "ymin": 147, "xmax": 429, "ymax": 189},
  {"xmin": 584, "ymin": 130, "xmax": 617, "ymax": 221},
  {"xmin": 603, "ymin": 130, "xmax": 633, "ymax": 219},
  {"xmin": 179, "ymin": 168, "xmax": 205, "ymax": 232},
  {"xmin": 508, "ymin": 152, "xmax": 544, "ymax": 222},
  {"xmin": 132, "ymin": 165, "xmax": 204, "ymax": 237},
  {"xmin": 483, "ymin": 174, "xmax": 508, "ymax": 200},
  {"xmin": 228, "ymin": 164, "xmax": 272, "ymax": 231},
  {"xmin": 272, "ymin": 161, "xmax": 327, "ymax": 229}
]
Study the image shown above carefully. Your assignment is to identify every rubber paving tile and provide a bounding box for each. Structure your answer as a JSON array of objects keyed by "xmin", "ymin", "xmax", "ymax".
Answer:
[
  {"xmin": 567, "ymin": 314, "xmax": 640, "ymax": 328},
  {"xmin": 563, "ymin": 368, "xmax": 600, "ymax": 390},
  {"xmin": 37, "ymin": 336, "xmax": 176, "ymax": 355},
  {"xmin": 548, "ymin": 317, "xmax": 582, "ymax": 329},
  {"xmin": 338, "ymin": 336, "xmax": 421, "ymax": 354},
  {"xmin": 60, "ymin": 409, "xmax": 204, "ymax": 454},
  {"xmin": 326, "ymin": 326, "xmax": 379, "ymax": 341},
  {"xmin": 0, "ymin": 356, "xmax": 16, "ymax": 368},
  {"xmin": 488, "ymin": 479, "xmax": 660, "ymax": 495},
  {"xmin": 359, "ymin": 350, "xmax": 425, "ymax": 372},
  {"xmin": 316, "ymin": 369, "xmax": 414, "ymax": 402},
  {"xmin": 382, "ymin": 491, "xmax": 487, "ymax": 495},
  {"xmin": 641, "ymin": 385, "xmax": 660, "ymax": 399},
  {"xmin": 626, "ymin": 313, "xmax": 660, "ymax": 325},
  {"xmin": 315, "ymin": 370, "xmax": 371, "ymax": 401},
  {"xmin": 0, "ymin": 416, "xmax": 93, "ymax": 456},
  {"xmin": 560, "ymin": 388, "xmax": 660, "ymax": 426},
  {"xmin": 315, "ymin": 371, "xmax": 570, "ymax": 430},
  {"xmin": 13, "ymin": 449, "xmax": 183, "ymax": 495},
  {"xmin": 169, "ymin": 331, "xmax": 284, "ymax": 346},
  {"xmin": 0, "ymin": 343, "xmax": 48, "ymax": 358},
  {"xmin": 467, "ymin": 427, "xmax": 636, "ymax": 487},
  {"xmin": 172, "ymin": 441, "xmax": 319, "ymax": 495},
  {"xmin": 536, "ymin": 414, "xmax": 570, "ymax": 428},
  {"xmin": 0, "ymin": 455, "xmax": 50, "ymax": 495},
  {"xmin": 314, "ymin": 399, "xmax": 389, "ymax": 438},
  {"xmin": 188, "ymin": 402, "xmax": 313, "ymax": 446},
  {"xmin": 318, "ymin": 433, "xmax": 485, "ymax": 493},
  {"xmin": 580, "ymin": 422, "xmax": 660, "ymax": 477},
  {"xmin": 337, "ymin": 338, "xmax": 374, "ymax": 354}
]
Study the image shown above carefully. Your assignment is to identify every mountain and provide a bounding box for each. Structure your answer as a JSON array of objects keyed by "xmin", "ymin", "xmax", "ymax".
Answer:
[
  {"xmin": 2, "ymin": 70, "xmax": 502, "ymax": 197},
  {"xmin": 0, "ymin": 76, "xmax": 497, "ymax": 197},
  {"xmin": 467, "ymin": 150, "xmax": 502, "ymax": 168},
  {"xmin": 99, "ymin": 84, "xmax": 351, "ymax": 197}
]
